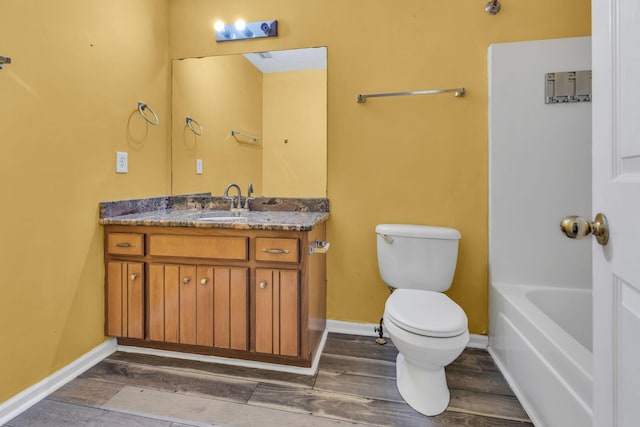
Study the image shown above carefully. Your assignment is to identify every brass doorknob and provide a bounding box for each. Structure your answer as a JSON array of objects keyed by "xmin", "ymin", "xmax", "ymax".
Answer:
[{"xmin": 560, "ymin": 213, "xmax": 609, "ymax": 246}]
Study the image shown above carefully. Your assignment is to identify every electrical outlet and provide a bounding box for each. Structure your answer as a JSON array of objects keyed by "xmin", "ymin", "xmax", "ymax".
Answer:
[
  {"xmin": 116, "ymin": 152, "xmax": 128, "ymax": 173},
  {"xmin": 196, "ymin": 159, "xmax": 203, "ymax": 175}
]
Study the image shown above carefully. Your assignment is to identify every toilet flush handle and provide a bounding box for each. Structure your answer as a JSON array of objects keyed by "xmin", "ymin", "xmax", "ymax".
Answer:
[{"xmin": 380, "ymin": 234, "xmax": 394, "ymax": 244}]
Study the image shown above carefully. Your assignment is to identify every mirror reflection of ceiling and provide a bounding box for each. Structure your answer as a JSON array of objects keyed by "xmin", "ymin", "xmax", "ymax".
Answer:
[
  {"xmin": 243, "ymin": 47, "xmax": 326, "ymax": 73},
  {"xmin": 171, "ymin": 47, "xmax": 327, "ymax": 198}
]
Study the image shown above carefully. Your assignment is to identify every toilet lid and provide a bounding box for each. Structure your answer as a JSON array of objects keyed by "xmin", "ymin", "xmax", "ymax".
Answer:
[{"xmin": 385, "ymin": 290, "xmax": 468, "ymax": 338}]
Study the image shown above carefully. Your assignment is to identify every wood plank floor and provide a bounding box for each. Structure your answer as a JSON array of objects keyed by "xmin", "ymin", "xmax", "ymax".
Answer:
[{"xmin": 4, "ymin": 333, "xmax": 532, "ymax": 426}]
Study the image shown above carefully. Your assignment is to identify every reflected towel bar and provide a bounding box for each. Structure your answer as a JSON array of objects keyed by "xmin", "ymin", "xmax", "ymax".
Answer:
[
  {"xmin": 356, "ymin": 88, "xmax": 465, "ymax": 103},
  {"xmin": 0, "ymin": 56, "xmax": 11, "ymax": 70},
  {"xmin": 231, "ymin": 130, "xmax": 260, "ymax": 143}
]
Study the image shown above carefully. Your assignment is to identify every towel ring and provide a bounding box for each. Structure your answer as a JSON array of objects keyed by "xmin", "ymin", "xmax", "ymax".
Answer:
[
  {"xmin": 186, "ymin": 117, "xmax": 203, "ymax": 136},
  {"xmin": 137, "ymin": 102, "xmax": 159, "ymax": 126}
]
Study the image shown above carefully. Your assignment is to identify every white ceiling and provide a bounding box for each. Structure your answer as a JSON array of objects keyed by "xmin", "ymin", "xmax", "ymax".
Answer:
[{"xmin": 243, "ymin": 47, "xmax": 326, "ymax": 74}]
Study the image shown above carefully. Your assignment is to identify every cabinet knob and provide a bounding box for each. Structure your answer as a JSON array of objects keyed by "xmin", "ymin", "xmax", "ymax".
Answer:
[
  {"xmin": 200, "ymin": 278, "xmax": 208, "ymax": 286},
  {"xmin": 129, "ymin": 274, "xmax": 138, "ymax": 281},
  {"xmin": 183, "ymin": 277, "xmax": 190, "ymax": 285},
  {"xmin": 259, "ymin": 281, "xmax": 267, "ymax": 289}
]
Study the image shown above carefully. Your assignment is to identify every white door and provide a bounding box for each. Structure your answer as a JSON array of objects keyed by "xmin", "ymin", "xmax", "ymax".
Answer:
[{"xmin": 592, "ymin": 0, "xmax": 640, "ymax": 426}]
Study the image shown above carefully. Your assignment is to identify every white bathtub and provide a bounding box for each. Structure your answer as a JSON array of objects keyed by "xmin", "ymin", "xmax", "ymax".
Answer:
[{"xmin": 489, "ymin": 283, "xmax": 592, "ymax": 427}]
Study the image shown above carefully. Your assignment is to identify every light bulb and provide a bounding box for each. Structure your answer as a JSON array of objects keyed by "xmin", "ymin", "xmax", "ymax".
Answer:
[
  {"xmin": 234, "ymin": 19, "xmax": 246, "ymax": 31},
  {"xmin": 214, "ymin": 20, "xmax": 225, "ymax": 32}
]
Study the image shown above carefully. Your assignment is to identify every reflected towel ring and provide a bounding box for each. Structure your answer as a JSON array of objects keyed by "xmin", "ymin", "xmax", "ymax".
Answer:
[
  {"xmin": 186, "ymin": 117, "xmax": 203, "ymax": 136},
  {"xmin": 137, "ymin": 102, "xmax": 159, "ymax": 126}
]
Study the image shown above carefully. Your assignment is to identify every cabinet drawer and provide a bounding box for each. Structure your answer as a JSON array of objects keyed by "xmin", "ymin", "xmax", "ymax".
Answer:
[
  {"xmin": 107, "ymin": 233, "xmax": 144, "ymax": 256},
  {"xmin": 149, "ymin": 235, "xmax": 248, "ymax": 260},
  {"xmin": 255, "ymin": 238, "xmax": 299, "ymax": 263}
]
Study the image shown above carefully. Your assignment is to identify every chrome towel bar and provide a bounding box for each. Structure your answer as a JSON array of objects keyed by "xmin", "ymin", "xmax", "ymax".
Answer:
[
  {"xmin": 356, "ymin": 88, "xmax": 465, "ymax": 103},
  {"xmin": 308, "ymin": 241, "xmax": 330, "ymax": 255}
]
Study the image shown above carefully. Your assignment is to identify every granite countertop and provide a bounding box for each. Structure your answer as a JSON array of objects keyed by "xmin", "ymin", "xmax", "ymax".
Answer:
[{"xmin": 99, "ymin": 195, "xmax": 329, "ymax": 231}]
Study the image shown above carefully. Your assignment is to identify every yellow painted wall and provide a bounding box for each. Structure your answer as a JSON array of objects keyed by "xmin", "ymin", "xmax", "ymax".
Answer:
[
  {"xmin": 172, "ymin": 54, "xmax": 263, "ymax": 195},
  {"xmin": 168, "ymin": 0, "xmax": 590, "ymax": 335},
  {"xmin": 263, "ymin": 70, "xmax": 327, "ymax": 197},
  {"xmin": 0, "ymin": 0, "xmax": 591, "ymax": 405},
  {"xmin": 0, "ymin": 0, "xmax": 169, "ymax": 403}
]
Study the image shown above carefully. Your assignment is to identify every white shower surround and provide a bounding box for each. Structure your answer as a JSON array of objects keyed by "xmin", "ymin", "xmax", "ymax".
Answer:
[{"xmin": 488, "ymin": 37, "xmax": 593, "ymax": 427}]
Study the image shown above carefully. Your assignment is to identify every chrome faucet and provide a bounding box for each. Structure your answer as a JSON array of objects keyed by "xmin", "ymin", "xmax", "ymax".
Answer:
[
  {"xmin": 223, "ymin": 183, "xmax": 242, "ymax": 209},
  {"xmin": 244, "ymin": 183, "xmax": 254, "ymax": 209}
]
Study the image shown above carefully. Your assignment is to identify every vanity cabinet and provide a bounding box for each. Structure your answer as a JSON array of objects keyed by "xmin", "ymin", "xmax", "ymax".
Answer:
[{"xmin": 103, "ymin": 222, "xmax": 326, "ymax": 367}]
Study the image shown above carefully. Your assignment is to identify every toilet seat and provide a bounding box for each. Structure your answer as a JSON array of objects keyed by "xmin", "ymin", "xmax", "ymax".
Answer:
[{"xmin": 385, "ymin": 289, "xmax": 467, "ymax": 338}]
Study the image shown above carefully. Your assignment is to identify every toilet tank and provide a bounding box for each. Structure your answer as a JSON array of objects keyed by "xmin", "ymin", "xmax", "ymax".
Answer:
[{"xmin": 376, "ymin": 224, "xmax": 461, "ymax": 292}]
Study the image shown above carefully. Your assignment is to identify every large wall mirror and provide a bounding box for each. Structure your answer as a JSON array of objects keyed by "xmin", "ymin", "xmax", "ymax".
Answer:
[{"xmin": 171, "ymin": 47, "xmax": 327, "ymax": 198}]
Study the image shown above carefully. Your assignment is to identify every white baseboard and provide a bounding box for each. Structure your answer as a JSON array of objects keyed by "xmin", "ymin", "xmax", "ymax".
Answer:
[
  {"xmin": 118, "ymin": 328, "xmax": 329, "ymax": 377},
  {"xmin": 327, "ymin": 319, "xmax": 488, "ymax": 349},
  {"xmin": 0, "ymin": 338, "xmax": 117, "ymax": 425},
  {"xmin": 326, "ymin": 319, "xmax": 384, "ymax": 337},
  {"xmin": 467, "ymin": 333, "xmax": 489, "ymax": 349}
]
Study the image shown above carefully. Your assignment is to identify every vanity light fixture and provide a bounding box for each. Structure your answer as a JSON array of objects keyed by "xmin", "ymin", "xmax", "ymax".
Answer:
[{"xmin": 214, "ymin": 19, "xmax": 277, "ymax": 42}]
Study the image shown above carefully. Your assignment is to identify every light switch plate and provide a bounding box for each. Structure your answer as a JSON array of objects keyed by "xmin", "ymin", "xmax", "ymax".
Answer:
[
  {"xmin": 116, "ymin": 152, "xmax": 128, "ymax": 173},
  {"xmin": 196, "ymin": 159, "xmax": 203, "ymax": 174}
]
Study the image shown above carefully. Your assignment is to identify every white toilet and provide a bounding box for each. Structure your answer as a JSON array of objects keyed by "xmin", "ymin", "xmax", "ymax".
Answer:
[{"xmin": 376, "ymin": 224, "xmax": 469, "ymax": 416}]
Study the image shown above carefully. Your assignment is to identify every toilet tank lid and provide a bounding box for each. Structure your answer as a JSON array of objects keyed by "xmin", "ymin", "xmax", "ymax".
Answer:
[{"xmin": 376, "ymin": 224, "xmax": 461, "ymax": 240}]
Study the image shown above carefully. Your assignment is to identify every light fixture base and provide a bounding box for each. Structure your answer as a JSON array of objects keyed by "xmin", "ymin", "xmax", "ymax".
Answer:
[{"xmin": 485, "ymin": 0, "xmax": 501, "ymax": 15}]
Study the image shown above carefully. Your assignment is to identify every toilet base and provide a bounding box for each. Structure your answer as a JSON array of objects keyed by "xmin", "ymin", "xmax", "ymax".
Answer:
[{"xmin": 395, "ymin": 353, "xmax": 450, "ymax": 416}]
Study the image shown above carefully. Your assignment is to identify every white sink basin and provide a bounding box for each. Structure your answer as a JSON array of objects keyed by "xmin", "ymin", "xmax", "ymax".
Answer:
[
  {"xmin": 199, "ymin": 217, "xmax": 246, "ymax": 221},
  {"xmin": 198, "ymin": 215, "xmax": 247, "ymax": 222}
]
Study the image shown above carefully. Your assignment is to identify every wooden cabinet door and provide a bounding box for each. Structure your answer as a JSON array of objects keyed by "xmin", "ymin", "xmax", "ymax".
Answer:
[
  {"xmin": 197, "ymin": 266, "xmax": 214, "ymax": 347},
  {"xmin": 179, "ymin": 265, "xmax": 197, "ymax": 345},
  {"xmin": 148, "ymin": 263, "xmax": 180, "ymax": 343},
  {"xmin": 213, "ymin": 267, "xmax": 249, "ymax": 351},
  {"xmin": 149, "ymin": 263, "xmax": 198, "ymax": 345},
  {"xmin": 148, "ymin": 263, "xmax": 248, "ymax": 350},
  {"xmin": 197, "ymin": 265, "xmax": 249, "ymax": 350},
  {"xmin": 255, "ymin": 269, "xmax": 299, "ymax": 357},
  {"xmin": 106, "ymin": 261, "xmax": 144, "ymax": 339}
]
